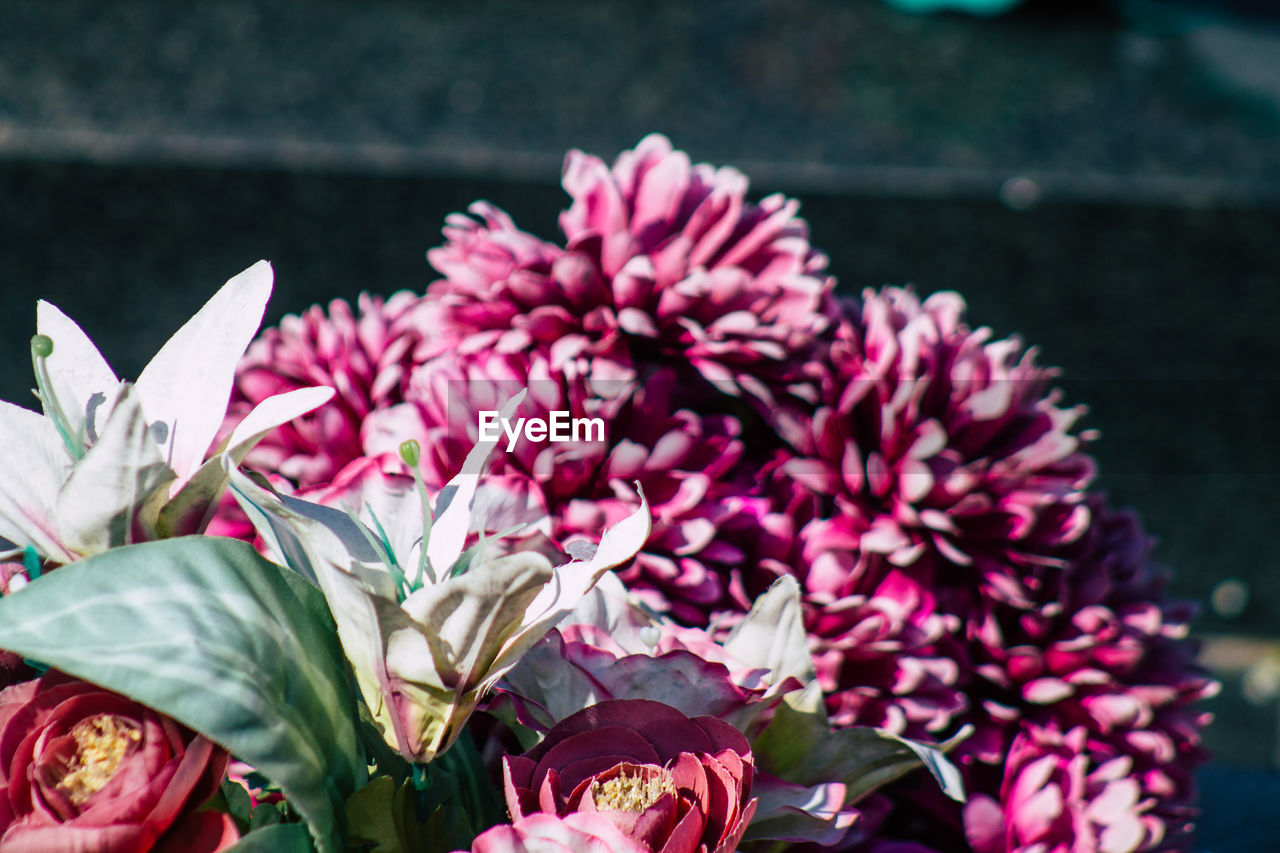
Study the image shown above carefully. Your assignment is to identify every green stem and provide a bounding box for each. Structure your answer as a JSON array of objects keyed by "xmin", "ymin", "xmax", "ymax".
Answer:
[
  {"xmin": 399, "ymin": 439, "xmax": 435, "ymax": 588},
  {"xmin": 30, "ymin": 335, "xmax": 83, "ymax": 460}
]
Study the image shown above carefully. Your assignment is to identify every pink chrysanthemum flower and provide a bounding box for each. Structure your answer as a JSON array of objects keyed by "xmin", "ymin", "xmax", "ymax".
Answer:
[
  {"xmin": 424, "ymin": 134, "xmax": 836, "ymax": 415},
  {"xmin": 963, "ymin": 724, "xmax": 1182, "ymax": 853},
  {"xmin": 790, "ymin": 287, "xmax": 1096, "ymax": 603},
  {"xmin": 765, "ymin": 287, "xmax": 1212, "ymax": 850},
  {"xmin": 404, "ymin": 137, "xmax": 845, "ymax": 620},
  {"xmin": 225, "ymin": 291, "xmax": 424, "ymax": 487},
  {"xmin": 807, "ymin": 577, "xmax": 968, "ymax": 735},
  {"xmin": 763, "ymin": 287, "xmax": 1097, "ymax": 739},
  {"xmin": 948, "ymin": 498, "xmax": 1215, "ymax": 852},
  {"xmin": 831, "ymin": 506, "xmax": 1213, "ymax": 853},
  {"xmin": 965, "ymin": 500, "xmax": 1215, "ymax": 757}
]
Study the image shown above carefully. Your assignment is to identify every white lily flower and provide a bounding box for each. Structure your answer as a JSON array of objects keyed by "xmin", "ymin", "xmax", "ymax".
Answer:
[
  {"xmin": 224, "ymin": 391, "xmax": 652, "ymax": 764},
  {"xmin": 0, "ymin": 261, "xmax": 335, "ymax": 562}
]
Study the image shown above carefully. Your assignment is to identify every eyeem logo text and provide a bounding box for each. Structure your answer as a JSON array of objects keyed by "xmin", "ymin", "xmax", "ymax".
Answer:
[{"xmin": 478, "ymin": 410, "xmax": 606, "ymax": 452}]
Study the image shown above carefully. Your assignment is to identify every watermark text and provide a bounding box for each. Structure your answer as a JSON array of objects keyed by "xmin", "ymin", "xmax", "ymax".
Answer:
[{"xmin": 478, "ymin": 410, "xmax": 605, "ymax": 452}]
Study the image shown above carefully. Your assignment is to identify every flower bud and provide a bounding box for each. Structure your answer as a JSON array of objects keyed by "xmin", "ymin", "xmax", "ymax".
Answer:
[{"xmin": 399, "ymin": 439, "xmax": 422, "ymax": 468}]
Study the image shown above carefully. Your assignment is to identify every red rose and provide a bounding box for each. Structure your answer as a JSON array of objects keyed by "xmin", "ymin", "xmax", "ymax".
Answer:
[
  {"xmin": 502, "ymin": 700, "xmax": 756, "ymax": 853},
  {"xmin": 0, "ymin": 671, "xmax": 239, "ymax": 852}
]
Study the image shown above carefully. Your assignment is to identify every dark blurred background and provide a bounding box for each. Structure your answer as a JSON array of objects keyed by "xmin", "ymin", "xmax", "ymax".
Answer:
[{"xmin": 1, "ymin": 1, "xmax": 1278, "ymax": 846}]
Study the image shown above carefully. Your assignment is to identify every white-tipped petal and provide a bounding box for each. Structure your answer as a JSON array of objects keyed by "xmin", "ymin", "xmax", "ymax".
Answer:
[{"xmin": 135, "ymin": 260, "xmax": 273, "ymax": 485}]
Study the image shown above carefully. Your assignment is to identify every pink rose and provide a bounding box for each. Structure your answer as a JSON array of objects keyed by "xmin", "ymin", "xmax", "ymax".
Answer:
[
  {"xmin": 471, "ymin": 812, "xmax": 649, "ymax": 853},
  {"xmin": 502, "ymin": 700, "xmax": 756, "ymax": 853},
  {"xmin": 0, "ymin": 672, "xmax": 238, "ymax": 852}
]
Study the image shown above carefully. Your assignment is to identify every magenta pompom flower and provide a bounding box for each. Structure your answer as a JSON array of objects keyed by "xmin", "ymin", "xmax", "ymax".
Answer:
[
  {"xmin": 758, "ymin": 288, "xmax": 1213, "ymax": 849},
  {"xmin": 227, "ymin": 291, "xmax": 424, "ymax": 488},
  {"xmin": 963, "ymin": 724, "xmax": 1173, "ymax": 853},
  {"xmin": 949, "ymin": 498, "xmax": 1216, "ymax": 851},
  {"xmin": 787, "ymin": 287, "xmax": 1096, "ymax": 612},
  {"xmin": 426, "ymin": 134, "xmax": 836, "ymax": 412},
  {"xmin": 759, "ymin": 287, "xmax": 1097, "ymax": 745}
]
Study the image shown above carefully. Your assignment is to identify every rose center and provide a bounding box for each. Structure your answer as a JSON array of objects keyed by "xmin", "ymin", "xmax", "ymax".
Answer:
[
  {"xmin": 590, "ymin": 770, "xmax": 675, "ymax": 812},
  {"xmin": 54, "ymin": 714, "xmax": 142, "ymax": 805}
]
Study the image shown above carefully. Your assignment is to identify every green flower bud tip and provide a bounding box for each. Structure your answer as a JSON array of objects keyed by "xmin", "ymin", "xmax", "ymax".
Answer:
[
  {"xmin": 30, "ymin": 334, "xmax": 53, "ymax": 359},
  {"xmin": 399, "ymin": 439, "xmax": 422, "ymax": 468}
]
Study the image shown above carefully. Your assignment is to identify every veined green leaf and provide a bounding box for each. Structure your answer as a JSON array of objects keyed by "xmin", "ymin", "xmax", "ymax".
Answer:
[
  {"xmin": 0, "ymin": 535, "xmax": 364, "ymax": 853},
  {"xmin": 751, "ymin": 685, "xmax": 967, "ymax": 804}
]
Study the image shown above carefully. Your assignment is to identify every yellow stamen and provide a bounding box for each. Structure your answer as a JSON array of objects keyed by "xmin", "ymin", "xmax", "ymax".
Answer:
[
  {"xmin": 54, "ymin": 715, "xmax": 142, "ymax": 805},
  {"xmin": 591, "ymin": 770, "xmax": 675, "ymax": 812}
]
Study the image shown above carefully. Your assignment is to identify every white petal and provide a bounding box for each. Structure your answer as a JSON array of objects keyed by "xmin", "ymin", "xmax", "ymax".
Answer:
[
  {"xmin": 222, "ymin": 459, "xmax": 404, "ymax": 719},
  {"xmin": 724, "ymin": 575, "xmax": 816, "ymax": 691},
  {"xmin": 318, "ymin": 458, "xmax": 424, "ymax": 569},
  {"xmin": 392, "ymin": 552, "xmax": 553, "ymax": 689},
  {"xmin": 152, "ymin": 386, "xmax": 336, "ymax": 536},
  {"xmin": 56, "ymin": 387, "xmax": 173, "ymax": 557},
  {"xmin": 135, "ymin": 260, "xmax": 272, "ymax": 485},
  {"xmin": 224, "ymin": 386, "xmax": 336, "ymax": 463},
  {"xmin": 0, "ymin": 400, "xmax": 73, "ymax": 561},
  {"xmin": 36, "ymin": 301, "xmax": 121, "ymax": 442},
  {"xmin": 484, "ymin": 486, "xmax": 651, "ymax": 685}
]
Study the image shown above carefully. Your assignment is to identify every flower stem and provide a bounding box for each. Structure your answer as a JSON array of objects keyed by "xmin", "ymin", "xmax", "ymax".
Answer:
[
  {"xmin": 399, "ymin": 440, "xmax": 435, "ymax": 588},
  {"xmin": 30, "ymin": 335, "xmax": 84, "ymax": 460}
]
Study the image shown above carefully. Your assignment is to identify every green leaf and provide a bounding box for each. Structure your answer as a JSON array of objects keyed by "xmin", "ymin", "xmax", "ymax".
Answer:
[
  {"xmin": 251, "ymin": 802, "xmax": 287, "ymax": 831},
  {"xmin": 345, "ymin": 774, "xmax": 474, "ymax": 853},
  {"xmin": 434, "ymin": 727, "xmax": 507, "ymax": 834},
  {"xmin": 748, "ymin": 684, "xmax": 830, "ymax": 777},
  {"xmin": 752, "ymin": 686, "xmax": 967, "ymax": 804},
  {"xmin": 0, "ymin": 536, "xmax": 365, "ymax": 853},
  {"xmin": 220, "ymin": 779, "xmax": 254, "ymax": 826},
  {"xmin": 226, "ymin": 823, "xmax": 314, "ymax": 853},
  {"xmin": 346, "ymin": 776, "xmax": 404, "ymax": 853}
]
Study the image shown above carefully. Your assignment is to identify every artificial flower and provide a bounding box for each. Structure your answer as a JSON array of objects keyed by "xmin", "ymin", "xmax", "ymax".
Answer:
[
  {"xmin": 498, "ymin": 571, "xmax": 969, "ymax": 849},
  {"xmin": 502, "ymin": 699, "xmax": 756, "ymax": 853},
  {"xmin": 362, "ymin": 352, "xmax": 773, "ymax": 622},
  {"xmin": 951, "ymin": 498, "xmax": 1215, "ymax": 851},
  {"xmin": 215, "ymin": 137, "xmax": 1216, "ymax": 851},
  {"xmin": 224, "ymin": 395, "xmax": 652, "ymax": 763},
  {"xmin": 0, "ymin": 261, "xmax": 334, "ymax": 563},
  {"xmin": 963, "ymin": 725, "xmax": 1164, "ymax": 853},
  {"xmin": 0, "ymin": 671, "xmax": 237, "ymax": 852},
  {"xmin": 426, "ymin": 134, "xmax": 836, "ymax": 410},
  {"xmin": 467, "ymin": 812, "xmax": 647, "ymax": 853},
  {"xmin": 765, "ymin": 284, "xmax": 1095, "ymax": 741}
]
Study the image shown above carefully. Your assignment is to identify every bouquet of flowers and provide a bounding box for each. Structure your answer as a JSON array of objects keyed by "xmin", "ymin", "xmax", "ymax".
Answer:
[{"xmin": 0, "ymin": 136, "xmax": 1212, "ymax": 853}]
